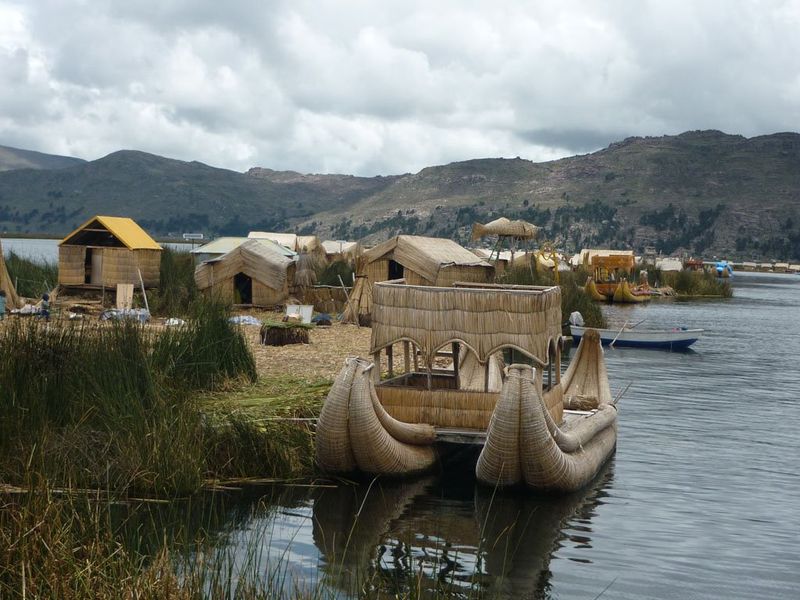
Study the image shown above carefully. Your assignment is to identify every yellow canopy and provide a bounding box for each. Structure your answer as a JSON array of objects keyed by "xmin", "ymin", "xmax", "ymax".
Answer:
[{"xmin": 60, "ymin": 216, "xmax": 162, "ymax": 250}]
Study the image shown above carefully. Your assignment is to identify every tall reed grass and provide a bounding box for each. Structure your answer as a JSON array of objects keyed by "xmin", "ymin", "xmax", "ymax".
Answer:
[
  {"xmin": 151, "ymin": 247, "xmax": 199, "ymax": 316},
  {"xmin": 3, "ymin": 251, "xmax": 58, "ymax": 298},
  {"xmin": 0, "ymin": 301, "xmax": 259, "ymax": 495}
]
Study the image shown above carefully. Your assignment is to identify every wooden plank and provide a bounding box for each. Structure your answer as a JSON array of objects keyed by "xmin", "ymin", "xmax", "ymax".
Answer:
[{"xmin": 116, "ymin": 283, "xmax": 134, "ymax": 309}]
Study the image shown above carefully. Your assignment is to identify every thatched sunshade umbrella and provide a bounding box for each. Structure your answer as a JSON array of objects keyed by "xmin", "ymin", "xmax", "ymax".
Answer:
[{"xmin": 472, "ymin": 217, "xmax": 539, "ymax": 265}]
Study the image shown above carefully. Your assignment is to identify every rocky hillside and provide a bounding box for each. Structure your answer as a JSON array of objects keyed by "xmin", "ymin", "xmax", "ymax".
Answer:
[{"xmin": 1, "ymin": 130, "xmax": 799, "ymax": 259}]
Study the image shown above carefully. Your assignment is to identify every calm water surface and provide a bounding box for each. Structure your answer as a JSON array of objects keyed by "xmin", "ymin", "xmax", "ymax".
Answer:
[
  {"xmin": 1, "ymin": 237, "xmax": 192, "ymax": 261},
  {"xmin": 132, "ymin": 273, "xmax": 800, "ymax": 598}
]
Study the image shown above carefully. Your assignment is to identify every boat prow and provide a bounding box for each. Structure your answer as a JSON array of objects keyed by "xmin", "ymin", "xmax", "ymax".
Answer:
[{"xmin": 476, "ymin": 329, "xmax": 618, "ymax": 492}]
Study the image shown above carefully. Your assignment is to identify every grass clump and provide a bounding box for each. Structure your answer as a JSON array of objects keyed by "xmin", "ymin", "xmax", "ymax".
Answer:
[
  {"xmin": 3, "ymin": 251, "xmax": 58, "ymax": 298},
  {"xmin": 0, "ymin": 300, "xmax": 258, "ymax": 495},
  {"xmin": 150, "ymin": 247, "xmax": 198, "ymax": 316}
]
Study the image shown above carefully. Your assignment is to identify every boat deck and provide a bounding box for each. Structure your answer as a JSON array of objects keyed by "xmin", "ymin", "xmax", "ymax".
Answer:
[{"xmin": 435, "ymin": 410, "xmax": 594, "ymax": 445}]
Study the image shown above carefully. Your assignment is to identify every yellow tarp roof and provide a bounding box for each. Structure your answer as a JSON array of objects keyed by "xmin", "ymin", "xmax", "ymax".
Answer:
[{"xmin": 60, "ymin": 216, "xmax": 162, "ymax": 250}]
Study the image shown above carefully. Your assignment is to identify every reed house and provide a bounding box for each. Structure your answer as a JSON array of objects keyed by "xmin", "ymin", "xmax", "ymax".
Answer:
[
  {"xmin": 194, "ymin": 238, "xmax": 296, "ymax": 306},
  {"xmin": 58, "ymin": 216, "xmax": 162, "ymax": 288},
  {"xmin": 342, "ymin": 235, "xmax": 493, "ymax": 323}
]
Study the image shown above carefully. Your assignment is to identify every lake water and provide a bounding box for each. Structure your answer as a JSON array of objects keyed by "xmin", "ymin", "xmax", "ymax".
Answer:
[
  {"xmin": 117, "ymin": 271, "xmax": 799, "ymax": 598},
  {"xmin": 1, "ymin": 237, "xmax": 193, "ymax": 261}
]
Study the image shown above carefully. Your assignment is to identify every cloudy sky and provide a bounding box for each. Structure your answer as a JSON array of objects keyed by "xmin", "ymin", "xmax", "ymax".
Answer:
[{"xmin": 1, "ymin": 0, "xmax": 799, "ymax": 175}]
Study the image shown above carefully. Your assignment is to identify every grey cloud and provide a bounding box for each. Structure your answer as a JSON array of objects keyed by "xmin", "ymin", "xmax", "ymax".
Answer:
[{"xmin": 1, "ymin": 0, "xmax": 799, "ymax": 176}]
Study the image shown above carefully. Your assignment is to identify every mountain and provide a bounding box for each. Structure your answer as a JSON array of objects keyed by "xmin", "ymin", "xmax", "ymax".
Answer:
[
  {"xmin": 1, "ymin": 131, "xmax": 799, "ymax": 259},
  {"xmin": 0, "ymin": 145, "xmax": 86, "ymax": 172}
]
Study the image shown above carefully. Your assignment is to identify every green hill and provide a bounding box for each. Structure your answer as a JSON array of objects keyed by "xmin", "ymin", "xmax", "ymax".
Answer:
[
  {"xmin": 1, "ymin": 130, "xmax": 799, "ymax": 259},
  {"xmin": 0, "ymin": 145, "xmax": 86, "ymax": 172}
]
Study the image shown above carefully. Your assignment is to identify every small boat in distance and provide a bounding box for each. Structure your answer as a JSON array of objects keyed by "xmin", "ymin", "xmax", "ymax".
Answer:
[{"xmin": 570, "ymin": 324, "xmax": 703, "ymax": 351}]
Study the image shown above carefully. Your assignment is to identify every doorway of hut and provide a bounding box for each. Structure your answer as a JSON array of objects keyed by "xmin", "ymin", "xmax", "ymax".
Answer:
[
  {"xmin": 388, "ymin": 259, "xmax": 404, "ymax": 280},
  {"xmin": 233, "ymin": 272, "xmax": 253, "ymax": 304},
  {"xmin": 84, "ymin": 248, "xmax": 93, "ymax": 284}
]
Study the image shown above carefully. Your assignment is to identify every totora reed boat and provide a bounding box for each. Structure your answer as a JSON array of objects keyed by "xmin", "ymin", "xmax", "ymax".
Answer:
[{"xmin": 316, "ymin": 280, "xmax": 619, "ymax": 492}]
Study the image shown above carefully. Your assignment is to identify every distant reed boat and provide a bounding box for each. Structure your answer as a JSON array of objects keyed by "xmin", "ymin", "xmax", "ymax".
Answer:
[{"xmin": 315, "ymin": 280, "xmax": 619, "ymax": 492}]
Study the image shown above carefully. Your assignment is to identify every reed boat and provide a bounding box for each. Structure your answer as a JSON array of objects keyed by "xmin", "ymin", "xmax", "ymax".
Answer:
[
  {"xmin": 570, "ymin": 324, "xmax": 703, "ymax": 350},
  {"xmin": 612, "ymin": 278, "xmax": 651, "ymax": 303},
  {"xmin": 316, "ymin": 280, "xmax": 619, "ymax": 492}
]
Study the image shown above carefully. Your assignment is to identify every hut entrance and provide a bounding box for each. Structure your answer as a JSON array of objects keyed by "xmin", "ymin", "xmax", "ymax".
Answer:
[
  {"xmin": 388, "ymin": 259, "xmax": 404, "ymax": 280},
  {"xmin": 84, "ymin": 249, "xmax": 93, "ymax": 284},
  {"xmin": 234, "ymin": 272, "xmax": 253, "ymax": 304}
]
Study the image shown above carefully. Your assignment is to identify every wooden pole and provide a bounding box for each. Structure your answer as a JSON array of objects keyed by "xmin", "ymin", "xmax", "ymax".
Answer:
[
  {"xmin": 452, "ymin": 342, "xmax": 460, "ymax": 385},
  {"xmin": 413, "ymin": 344, "xmax": 419, "ymax": 371},
  {"xmin": 484, "ymin": 361, "xmax": 490, "ymax": 392},
  {"xmin": 371, "ymin": 352, "xmax": 381, "ymax": 384},
  {"xmin": 403, "ymin": 341, "xmax": 410, "ymax": 374},
  {"xmin": 137, "ymin": 268, "xmax": 150, "ymax": 314},
  {"xmin": 387, "ymin": 344, "xmax": 394, "ymax": 378}
]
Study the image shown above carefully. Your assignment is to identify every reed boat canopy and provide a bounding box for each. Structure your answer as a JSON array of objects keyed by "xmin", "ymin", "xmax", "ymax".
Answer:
[
  {"xmin": 370, "ymin": 280, "xmax": 562, "ymax": 367},
  {"xmin": 471, "ymin": 217, "xmax": 539, "ymax": 240},
  {"xmin": 60, "ymin": 216, "xmax": 162, "ymax": 250},
  {"xmin": 580, "ymin": 249, "xmax": 634, "ymax": 268},
  {"xmin": 362, "ymin": 235, "xmax": 492, "ymax": 284},
  {"xmin": 195, "ymin": 238, "xmax": 293, "ymax": 291}
]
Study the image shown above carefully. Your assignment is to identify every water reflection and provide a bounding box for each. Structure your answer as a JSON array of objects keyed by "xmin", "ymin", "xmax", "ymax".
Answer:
[{"xmin": 311, "ymin": 464, "xmax": 613, "ymax": 598}]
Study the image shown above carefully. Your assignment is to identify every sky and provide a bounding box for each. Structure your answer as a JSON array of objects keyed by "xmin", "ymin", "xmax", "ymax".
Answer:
[{"xmin": 1, "ymin": 0, "xmax": 799, "ymax": 176}]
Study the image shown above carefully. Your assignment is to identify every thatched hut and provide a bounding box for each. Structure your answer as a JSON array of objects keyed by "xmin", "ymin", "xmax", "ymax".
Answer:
[
  {"xmin": 190, "ymin": 237, "xmax": 296, "ymax": 265},
  {"xmin": 58, "ymin": 216, "xmax": 162, "ymax": 288},
  {"xmin": 194, "ymin": 238, "xmax": 295, "ymax": 306},
  {"xmin": 342, "ymin": 235, "xmax": 493, "ymax": 323},
  {"xmin": 0, "ymin": 238, "xmax": 22, "ymax": 308}
]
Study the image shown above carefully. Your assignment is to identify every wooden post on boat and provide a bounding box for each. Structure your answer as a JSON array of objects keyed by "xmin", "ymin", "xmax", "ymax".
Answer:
[
  {"xmin": 452, "ymin": 342, "xmax": 460, "ymax": 384},
  {"xmin": 371, "ymin": 352, "xmax": 381, "ymax": 383},
  {"xmin": 403, "ymin": 341, "xmax": 411, "ymax": 374},
  {"xmin": 387, "ymin": 344, "xmax": 394, "ymax": 378},
  {"xmin": 484, "ymin": 361, "xmax": 490, "ymax": 392}
]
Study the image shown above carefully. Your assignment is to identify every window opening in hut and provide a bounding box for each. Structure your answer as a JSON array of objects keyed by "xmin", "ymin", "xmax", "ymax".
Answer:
[
  {"xmin": 84, "ymin": 248, "xmax": 93, "ymax": 284},
  {"xmin": 388, "ymin": 259, "xmax": 404, "ymax": 280},
  {"xmin": 234, "ymin": 272, "xmax": 253, "ymax": 304},
  {"xmin": 544, "ymin": 343, "xmax": 558, "ymax": 391}
]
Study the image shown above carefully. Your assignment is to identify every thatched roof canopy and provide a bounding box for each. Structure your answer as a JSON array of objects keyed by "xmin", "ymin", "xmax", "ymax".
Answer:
[
  {"xmin": 363, "ymin": 235, "xmax": 491, "ymax": 283},
  {"xmin": 370, "ymin": 281, "xmax": 562, "ymax": 367},
  {"xmin": 195, "ymin": 238, "xmax": 293, "ymax": 291},
  {"xmin": 60, "ymin": 216, "xmax": 162, "ymax": 250},
  {"xmin": 471, "ymin": 217, "xmax": 538, "ymax": 240}
]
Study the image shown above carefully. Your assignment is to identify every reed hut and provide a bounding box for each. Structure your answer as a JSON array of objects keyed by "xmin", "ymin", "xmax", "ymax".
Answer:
[
  {"xmin": 58, "ymin": 216, "xmax": 162, "ymax": 288},
  {"xmin": 190, "ymin": 237, "xmax": 296, "ymax": 265},
  {"xmin": 194, "ymin": 238, "xmax": 295, "ymax": 306},
  {"xmin": 342, "ymin": 235, "xmax": 493, "ymax": 323},
  {"xmin": 0, "ymin": 238, "xmax": 22, "ymax": 308}
]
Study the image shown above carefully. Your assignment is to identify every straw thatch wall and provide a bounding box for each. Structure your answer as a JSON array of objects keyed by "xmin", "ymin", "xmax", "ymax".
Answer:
[
  {"xmin": 302, "ymin": 285, "xmax": 349, "ymax": 313},
  {"xmin": 376, "ymin": 377, "xmax": 562, "ymax": 429},
  {"xmin": 58, "ymin": 246, "xmax": 161, "ymax": 287},
  {"xmin": 195, "ymin": 239, "xmax": 295, "ymax": 306},
  {"xmin": 370, "ymin": 281, "xmax": 562, "ymax": 368},
  {"xmin": 58, "ymin": 245, "xmax": 85, "ymax": 285}
]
